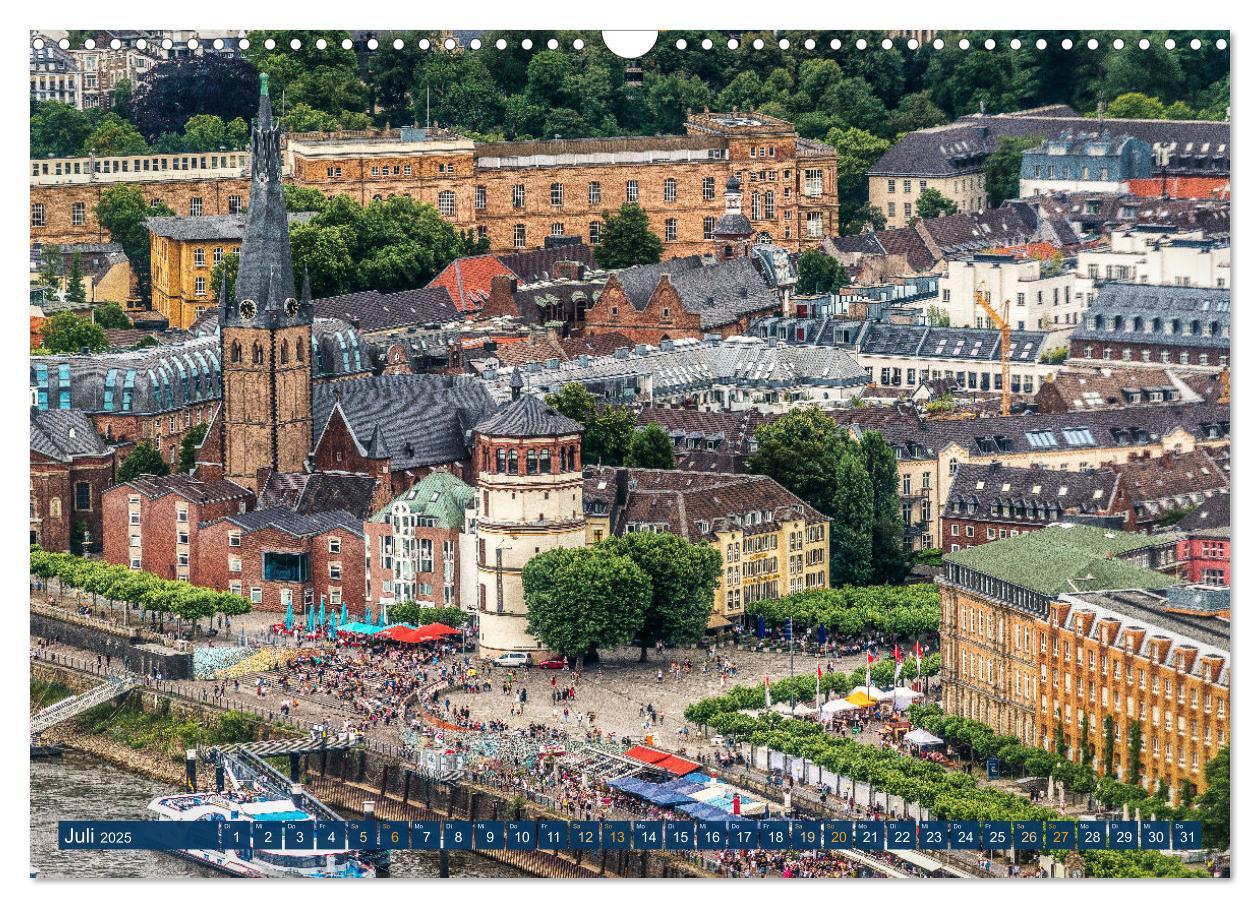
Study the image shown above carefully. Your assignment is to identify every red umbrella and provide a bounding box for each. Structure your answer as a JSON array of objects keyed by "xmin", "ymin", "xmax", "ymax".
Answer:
[{"xmin": 416, "ymin": 622, "xmax": 460, "ymax": 637}]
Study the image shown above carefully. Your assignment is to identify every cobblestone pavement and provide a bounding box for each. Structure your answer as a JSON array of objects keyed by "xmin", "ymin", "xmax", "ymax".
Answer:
[{"xmin": 444, "ymin": 644, "xmax": 876, "ymax": 757}]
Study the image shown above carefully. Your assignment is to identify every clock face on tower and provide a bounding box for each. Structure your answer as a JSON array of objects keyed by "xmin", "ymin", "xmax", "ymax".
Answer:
[
  {"xmin": 285, "ymin": 298, "xmax": 299, "ymax": 317},
  {"xmin": 240, "ymin": 299, "xmax": 257, "ymax": 320}
]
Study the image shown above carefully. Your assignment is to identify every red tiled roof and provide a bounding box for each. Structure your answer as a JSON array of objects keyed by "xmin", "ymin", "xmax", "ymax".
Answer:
[
  {"xmin": 428, "ymin": 254, "xmax": 516, "ymax": 313},
  {"xmin": 1126, "ymin": 177, "xmax": 1230, "ymax": 200}
]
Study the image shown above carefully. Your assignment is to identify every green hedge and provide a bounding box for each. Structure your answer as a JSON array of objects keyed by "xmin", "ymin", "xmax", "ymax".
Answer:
[{"xmin": 745, "ymin": 584, "xmax": 940, "ymax": 638}]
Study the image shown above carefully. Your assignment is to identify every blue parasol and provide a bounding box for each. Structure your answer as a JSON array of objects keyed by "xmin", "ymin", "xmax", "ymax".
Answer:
[
  {"xmin": 756, "ymin": 616, "xmax": 766, "ymax": 638},
  {"xmin": 340, "ymin": 602, "xmax": 349, "ymax": 627},
  {"xmin": 817, "ymin": 624, "xmax": 827, "ymax": 645},
  {"xmin": 318, "ymin": 595, "xmax": 326, "ymax": 628},
  {"xmin": 284, "ymin": 600, "xmax": 294, "ymax": 631},
  {"xmin": 364, "ymin": 602, "xmax": 373, "ymax": 626}
]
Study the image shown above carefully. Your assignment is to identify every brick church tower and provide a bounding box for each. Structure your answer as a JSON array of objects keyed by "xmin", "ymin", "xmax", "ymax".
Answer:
[{"xmin": 220, "ymin": 74, "xmax": 314, "ymax": 492}]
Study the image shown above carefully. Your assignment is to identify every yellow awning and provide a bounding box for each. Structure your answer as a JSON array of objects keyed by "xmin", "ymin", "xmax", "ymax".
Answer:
[{"xmin": 845, "ymin": 691, "xmax": 877, "ymax": 708}]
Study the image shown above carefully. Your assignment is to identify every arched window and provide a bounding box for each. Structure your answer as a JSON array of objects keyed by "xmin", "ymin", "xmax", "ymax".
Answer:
[
  {"xmin": 296, "ymin": 340, "xmax": 305, "ymax": 362},
  {"xmin": 280, "ymin": 340, "xmax": 290, "ymax": 364},
  {"xmin": 559, "ymin": 447, "xmax": 569, "ymax": 472},
  {"xmin": 496, "ymin": 448, "xmax": 506, "ymax": 473},
  {"xmin": 230, "ymin": 341, "xmax": 242, "ymax": 363},
  {"xmin": 49, "ymin": 497, "xmax": 61, "ymax": 519},
  {"xmin": 526, "ymin": 449, "xmax": 538, "ymax": 475},
  {"xmin": 568, "ymin": 445, "xmax": 577, "ymax": 469},
  {"xmin": 507, "ymin": 450, "xmax": 518, "ymax": 474},
  {"xmin": 539, "ymin": 448, "xmax": 551, "ymax": 474},
  {"xmin": 252, "ymin": 343, "xmax": 264, "ymax": 365}
]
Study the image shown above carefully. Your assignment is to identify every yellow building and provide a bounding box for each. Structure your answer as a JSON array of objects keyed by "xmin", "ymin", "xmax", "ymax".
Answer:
[{"xmin": 583, "ymin": 467, "xmax": 830, "ymax": 627}]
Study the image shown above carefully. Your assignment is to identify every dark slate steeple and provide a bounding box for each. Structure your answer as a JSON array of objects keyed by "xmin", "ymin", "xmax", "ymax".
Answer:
[{"xmin": 224, "ymin": 73, "xmax": 306, "ymax": 329}]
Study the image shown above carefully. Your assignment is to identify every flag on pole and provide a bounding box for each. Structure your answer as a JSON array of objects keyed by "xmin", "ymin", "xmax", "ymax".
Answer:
[
  {"xmin": 893, "ymin": 643, "xmax": 904, "ymax": 684},
  {"xmin": 764, "ymin": 674, "xmax": 772, "ymax": 708},
  {"xmin": 914, "ymin": 640, "xmax": 924, "ymax": 679},
  {"xmin": 816, "ymin": 664, "xmax": 823, "ymax": 716},
  {"xmin": 866, "ymin": 641, "xmax": 877, "ymax": 690}
]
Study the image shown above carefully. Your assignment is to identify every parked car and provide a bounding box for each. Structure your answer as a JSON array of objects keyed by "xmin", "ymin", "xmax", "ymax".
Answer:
[
  {"xmin": 538, "ymin": 658, "xmax": 567, "ymax": 669},
  {"xmin": 493, "ymin": 652, "xmax": 530, "ymax": 667}
]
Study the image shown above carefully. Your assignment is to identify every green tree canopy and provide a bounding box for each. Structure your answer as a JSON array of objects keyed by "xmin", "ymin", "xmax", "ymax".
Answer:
[
  {"xmin": 983, "ymin": 135, "xmax": 1042, "ymax": 207},
  {"xmin": 600, "ymin": 533, "xmax": 721, "ymax": 661},
  {"xmin": 747, "ymin": 407, "xmax": 844, "ymax": 518},
  {"xmin": 210, "ymin": 252, "xmax": 239, "ymax": 302},
  {"xmin": 95, "ymin": 185, "xmax": 174, "ymax": 303},
  {"xmin": 92, "ymin": 302, "xmax": 132, "ymax": 330},
  {"xmin": 177, "ymin": 423, "xmax": 209, "ymax": 473},
  {"xmin": 83, "ymin": 112, "xmax": 150, "ymax": 156},
  {"xmin": 1106, "ymin": 92, "xmax": 1167, "ymax": 119},
  {"xmin": 118, "ymin": 441, "xmax": 170, "ymax": 483},
  {"xmin": 861, "ymin": 431, "xmax": 913, "ymax": 584},
  {"xmin": 831, "ymin": 443, "xmax": 874, "ymax": 586},
  {"xmin": 39, "ymin": 311, "xmax": 109, "ymax": 355},
  {"xmin": 915, "ymin": 188, "xmax": 959, "ymax": 220},
  {"xmin": 523, "ymin": 547, "xmax": 650, "ymax": 664},
  {"xmin": 65, "ymin": 252, "xmax": 87, "ymax": 304},
  {"xmin": 795, "ymin": 250, "xmax": 847, "ymax": 295},
  {"xmin": 284, "ymin": 184, "xmax": 330, "ymax": 212},
  {"xmin": 626, "ymin": 423, "xmax": 676, "ymax": 469},
  {"xmin": 594, "ymin": 203, "xmax": 663, "ymax": 270},
  {"xmin": 1199, "ymin": 744, "xmax": 1229, "ymax": 849},
  {"xmin": 545, "ymin": 383, "xmax": 598, "ymax": 425},
  {"xmin": 824, "ymin": 126, "xmax": 891, "ymax": 236}
]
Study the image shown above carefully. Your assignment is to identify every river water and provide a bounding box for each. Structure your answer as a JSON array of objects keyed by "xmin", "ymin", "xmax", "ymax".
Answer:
[{"xmin": 31, "ymin": 750, "xmax": 524, "ymax": 879}]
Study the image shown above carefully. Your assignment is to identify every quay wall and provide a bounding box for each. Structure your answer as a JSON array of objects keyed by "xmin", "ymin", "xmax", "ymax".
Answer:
[{"xmin": 31, "ymin": 608, "xmax": 194, "ymax": 680}]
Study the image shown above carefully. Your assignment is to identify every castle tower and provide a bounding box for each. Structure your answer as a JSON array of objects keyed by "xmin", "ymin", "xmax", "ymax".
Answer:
[
  {"xmin": 713, "ymin": 174, "xmax": 754, "ymax": 260},
  {"xmin": 220, "ymin": 74, "xmax": 314, "ymax": 492},
  {"xmin": 472, "ymin": 372, "xmax": 586, "ymax": 662}
]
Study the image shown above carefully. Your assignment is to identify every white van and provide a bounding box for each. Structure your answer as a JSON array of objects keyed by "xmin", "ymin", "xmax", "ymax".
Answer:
[{"xmin": 493, "ymin": 652, "xmax": 530, "ymax": 667}]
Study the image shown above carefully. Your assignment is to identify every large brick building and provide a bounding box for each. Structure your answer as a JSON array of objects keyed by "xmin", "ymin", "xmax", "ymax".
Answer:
[
  {"xmin": 1068, "ymin": 283, "xmax": 1231, "ymax": 370},
  {"xmin": 938, "ymin": 525, "xmax": 1229, "ymax": 799},
  {"xmin": 32, "ymin": 112, "xmax": 838, "ymax": 257}
]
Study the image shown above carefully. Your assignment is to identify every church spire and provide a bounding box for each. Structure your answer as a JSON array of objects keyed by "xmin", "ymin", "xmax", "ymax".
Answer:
[{"xmin": 225, "ymin": 74, "xmax": 303, "ymax": 328}]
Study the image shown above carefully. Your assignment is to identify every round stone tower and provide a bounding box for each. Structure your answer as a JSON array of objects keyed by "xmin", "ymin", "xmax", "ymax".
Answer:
[{"xmin": 472, "ymin": 371, "xmax": 586, "ymax": 662}]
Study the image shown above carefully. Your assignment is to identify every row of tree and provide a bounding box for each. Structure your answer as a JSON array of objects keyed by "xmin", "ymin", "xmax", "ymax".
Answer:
[
  {"xmin": 747, "ymin": 408, "xmax": 912, "ymax": 587},
  {"xmin": 544, "ymin": 383, "xmax": 676, "ymax": 469},
  {"xmin": 522, "ymin": 532, "xmax": 721, "ymax": 664},
  {"xmin": 745, "ymin": 584, "xmax": 940, "ymax": 639},
  {"xmin": 31, "ymin": 546, "xmax": 252, "ymax": 630},
  {"xmin": 383, "ymin": 602, "xmax": 470, "ymax": 629}
]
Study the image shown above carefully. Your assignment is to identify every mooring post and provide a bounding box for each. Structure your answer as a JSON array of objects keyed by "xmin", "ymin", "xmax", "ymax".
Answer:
[{"xmin": 184, "ymin": 749, "xmax": 197, "ymax": 791}]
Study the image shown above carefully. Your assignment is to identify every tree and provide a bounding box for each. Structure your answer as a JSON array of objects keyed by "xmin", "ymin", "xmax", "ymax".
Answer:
[
  {"xmin": 92, "ymin": 302, "xmax": 131, "ymax": 330},
  {"xmin": 1126, "ymin": 719, "xmax": 1143, "ymax": 784},
  {"xmin": 1102, "ymin": 714, "xmax": 1117, "ymax": 778},
  {"xmin": 244, "ymin": 30, "xmax": 365, "ymax": 118},
  {"xmin": 118, "ymin": 441, "xmax": 170, "ymax": 483},
  {"xmin": 747, "ymin": 407, "xmax": 844, "ymax": 519},
  {"xmin": 887, "ymin": 91, "xmax": 949, "ymax": 136},
  {"xmin": 1106, "ymin": 92, "xmax": 1167, "ymax": 120},
  {"xmin": 795, "ymin": 250, "xmax": 847, "ymax": 295},
  {"xmin": 210, "ymin": 252, "xmax": 239, "ymax": 302},
  {"xmin": 111, "ymin": 79, "xmax": 133, "ymax": 117},
  {"xmin": 983, "ymin": 135, "xmax": 1042, "ymax": 207},
  {"xmin": 824, "ymin": 126, "xmax": 891, "ymax": 236},
  {"xmin": 861, "ymin": 431, "xmax": 912, "ymax": 585},
  {"xmin": 522, "ymin": 547, "xmax": 650, "ymax": 665},
  {"xmin": 177, "ymin": 423, "xmax": 209, "ymax": 473},
  {"xmin": 95, "ymin": 185, "xmax": 174, "ymax": 303},
  {"xmin": 129, "ymin": 56, "xmax": 261, "ymax": 142},
  {"xmin": 915, "ymin": 188, "xmax": 959, "ymax": 220},
  {"xmin": 600, "ymin": 534, "xmax": 721, "ymax": 661},
  {"xmin": 31, "ymin": 101, "xmax": 93, "ymax": 157},
  {"xmin": 38, "ymin": 245, "xmax": 63, "ymax": 291},
  {"xmin": 1199, "ymin": 745, "xmax": 1229, "ymax": 849},
  {"xmin": 594, "ymin": 204, "xmax": 663, "ymax": 270},
  {"xmin": 831, "ymin": 444, "xmax": 874, "ymax": 586},
  {"xmin": 584, "ymin": 406, "xmax": 637, "ymax": 467},
  {"xmin": 284, "ymin": 184, "xmax": 330, "ymax": 213},
  {"xmin": 65, "ymin": 252, "xmax": 87, "ymax": 304},
  {"xmin": 626, "ymin": 424, "xmax": 676, "ymax": 469},
  {"xmin": 82, "ymin": 113, "xmax": 150, "ymax": 156},
  {"xmin": 39, "ymin": 311, "xmax": 109, "ymax": 355},
  {"xmin": 1079, "ymin": 713, "xmax": 1094, "ymax": 766},
  {"xmin": 545, "ymin": 383, "xmax": 597, "ymax": 425}
]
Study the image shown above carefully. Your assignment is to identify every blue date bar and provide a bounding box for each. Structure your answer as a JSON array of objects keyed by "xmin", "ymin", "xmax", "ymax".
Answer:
[{"xmin": 59, "ymin": 821, "xmax": 219, "ymax": 850}]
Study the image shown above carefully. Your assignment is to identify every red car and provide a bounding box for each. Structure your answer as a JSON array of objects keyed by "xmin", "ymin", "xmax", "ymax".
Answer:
[{"xmin": 538, "ymin": 658, "xmax": 567, "ymax": 669}]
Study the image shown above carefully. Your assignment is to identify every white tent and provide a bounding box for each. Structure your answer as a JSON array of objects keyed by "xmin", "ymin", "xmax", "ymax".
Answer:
[
  {"xmin": 792, "ymin": 702, "xmax": 817, "ymax": 718},
  {"xmin": 904, "ymin": 728, "xmax": 944, "ymax": 747},
  {"xmin": 855, "ymin": 685, "xmax": 894, "ymax": 701},
  {"xmin": 770, "ymin": 702, "xmax": 796, "ymax": 716},
  {"xmin": 820, "ymin": 698, "xmax": 860, "ymax": 715},
  {"xmin": 892, "ymin": 686, "xmax": 924, "ymax": 709}
]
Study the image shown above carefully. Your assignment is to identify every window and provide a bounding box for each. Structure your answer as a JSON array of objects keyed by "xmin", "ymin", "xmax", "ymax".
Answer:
[
  {"xmin": 72, "ymin": 202, "xmax": 85, "ymax": 226},
  {"xmin": 250, "ymin": 587, "xmax": 263, "ymax": 605},
  {"xmin": 664, "ymin": 178, "xmax": 677, "ymax": 202},
  {"xmin": 550, "ymin": 222, "xmax": 564, "ymax": 237},
  {"xmin": 213, "ymin": 246, "xmax": 224, "ymax": 265},
  {"xmin": 263, "ymin": 552, "xmax": 309, "ymax": 583},
  {"xmin": 189, "ymin": 197, "xmax": 203, "ymax": 216},
  {"xmin": 550, "ymin": 182, "xmax": 564, "ymax": 207},
  {"xmin": 806, "ymin": 211, "xmax": 823, "ymax": 239},
  {"xmin": 195, "ymin": 277, "xmax": 206, "ymax": 296},
  {"xmin": 703, "ymin": 216, "xmax": 716, "ymax": 240},
  {"xmin": 512, "ymin": 184, "xmax": 525, "ymax": 208},
  {"xmin": 626, "ymin": 180, "xmax": 638, "ymax": 203},
  {"xmin": 329, "ymin": 563, "xmax": 342, "ymax": 581},
  {"xmin": 805, "ymin": 168, "xmax": 824, "ymax": 197},
  {"xmin": 475, "ymin": 185, "xmax": 486, "ymax": 209},
  {"xmin": 228, "ymin": 556, "xmax": 241, "ymax": 572},
  {"xmin": 31, "ymin": 204, "xmax": 45, "ymax": 227},
  {"xmin": 228, "ymin": 532, "xmax": 241, "ymax": 547},
  {"xmin": 665, "ymin": 218, "xmax": 677, "ymax": 242},
  {"xmin": 228, "ymin": 195, "xmax": 242, "ymax": 214},
  {"xmin": 74, "ymin": 482, "xmax": 91, "ymax": 511},
  {"xmin": 588, "ymin": 181, "xmax": 602, "ymax": 205},
  {"xmin": 438, "ymin": 190, "xmax": 455, "ymax": 217},
  {"xmin": 588, "ymin": 221, "xmax": 602, "ymax": 246},
  {"xmin": 702, "ymin": 177, "xmax": 715, "ymax": 201},
  {"xmin": 513, "ymin": 224, "xmax": 526, "ymax": 249},
  {"xmin": 194, "ymin": 248, "xmax": 205, "ymax": 267},
  {"xmin": 329, "ymin": 537, "xmax": 341, "ymax": 554}
]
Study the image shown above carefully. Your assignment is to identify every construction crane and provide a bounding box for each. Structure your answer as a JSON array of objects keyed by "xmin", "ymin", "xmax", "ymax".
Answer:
[{"xmin": 974, "ymin": 285, "xmax": 1012, "ymax": 416}]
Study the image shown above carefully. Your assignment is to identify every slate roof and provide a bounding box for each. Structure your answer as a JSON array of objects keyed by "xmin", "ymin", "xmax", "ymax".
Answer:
[
  {"xmin": 257, "ymin": 470, "xmax": 380, "ymax": 520},
  {"xmin": 314, "ymin": 286, "xmax": 459, "ymax": 334},
  {"xmin": 1071, "ymin": 283, "xmax": 1230, "ymax": 349},
  {"xmin": 116, "ymin": 473, "xmax": 251, "ymax": 503},
  {"xmin": 1033, "ymin": 192, "xmax": 1231, "ymax": 236},
  {"xmin": 494, "ymin": 331, "xmax": 635, "ymax": 368},
  {"xmin": 498, "ymin": 244, "xmax": 596, "ymax": 282},
  {"xmin": 614, "ymin": 255, "xmax": 782, "ymax": 329},
  {"xmin": 1112, "ymin": 449, "xmax": 1229, "ymax": 522},
  {"xmin": 312, "ymin": 374, "xmax": 497, "ymax": 471},
  {"xmin": 944, "ymin": 524, "xmax": 1178, "ymax": 597},
  {"xmin": 215, "ymin": 506, "xmax": 364, "ymax": 538},
  {"xmin": 1173, "ymin": 492, "xmax": 1230, "ymax": 533},
  {"xmin": 473, "ymin": 393, "xmax": 583, "ymax": 438},
  {"xmin": 1062, "ymin": 590, "xmax": 1229, "ymax": 676},
  {"xmin": 144, "ymin": 212, "xmax": 315, "ymax": 241},
  {"xmin": 870, "ymin": 110, "xmax": 1229, "ymax": 178},
  {"xmin": 32, "ymin": 334, "xmax": 221, "ymax": 416},
  {"xmin": 634, "ymin": 406, "xmax": 775, "ymax": 473},
  {"xmin": 369, "ymin": 471, "xmax": 476, "ymax": 528},
  {"xmin": 1037, "ymin": 367, "xmax": 1199, "ymax": 411},
  {"xmin": 944, "ymin": 462, "xmax": 1122, "ymax": 522},
  {"xmin": 583, "ymin": 466, "xmax": 827, "ymax": 543},
  {"xmin": 853, "ymin": 324, "xmax": 1049, "ymax": 364},
  {"xmin": 30, "ymin": 408, "xmax": 110, "ymax": 462}
]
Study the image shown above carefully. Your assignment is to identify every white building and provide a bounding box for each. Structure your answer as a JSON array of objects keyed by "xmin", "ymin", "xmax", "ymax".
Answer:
[
  {"xmin": 936, "ymin": 253, "xmax": 1080, "ymax": 331},
  {"xmin": 1075, "ymin": 228, "xmax": 1230, "ymax": 306}
]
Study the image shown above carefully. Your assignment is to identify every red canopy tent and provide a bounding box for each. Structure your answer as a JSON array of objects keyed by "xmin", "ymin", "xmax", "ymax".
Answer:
[
  {"xmin": 623, "ymin": 745, "xmax": 671, "ymax": 765},
  {"xmin": 415, "ymin": 622, "xmax": 461, "ymax": 637},
  {"xmin": 379, "ymin": 625, "xmax": 428, "ymax": 643}
]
